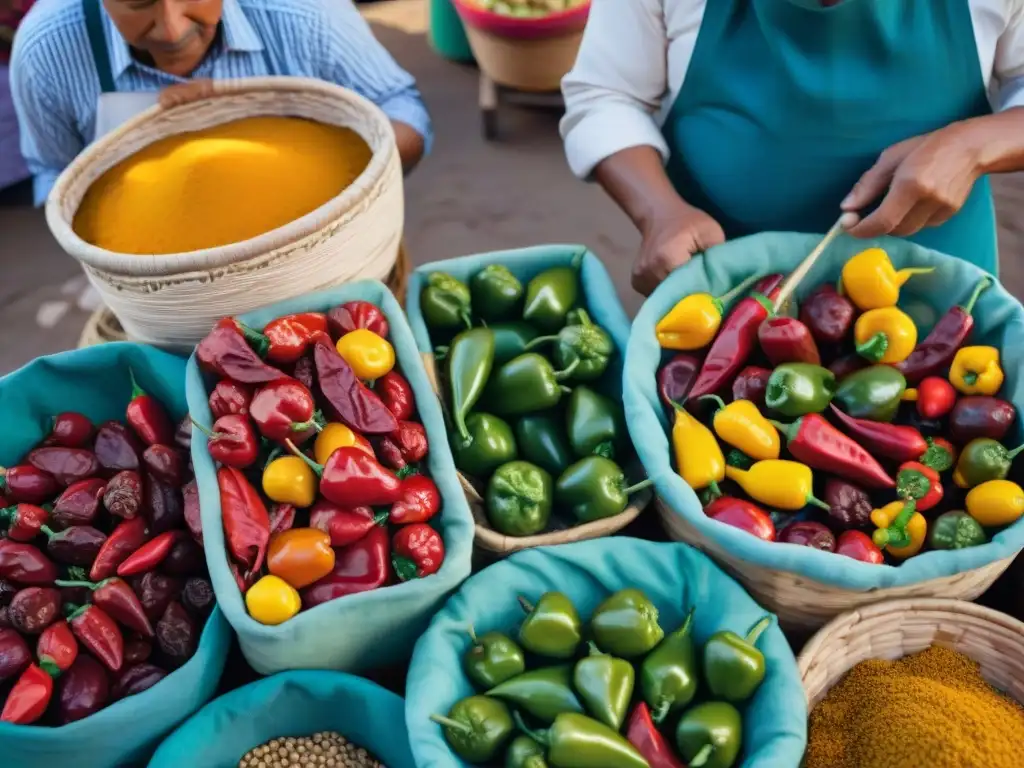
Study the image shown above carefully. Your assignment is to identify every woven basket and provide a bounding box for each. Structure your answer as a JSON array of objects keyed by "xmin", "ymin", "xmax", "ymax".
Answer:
[
  {"xmin": 657, "ymin": 498, "xmax": 1018, "ymax": 631},
  {"xmin": 799, "ymin": 598, "xmax": 1024, "ymax": 709},
  {"xmin": 48, "ymin": 77, "xmax": 404, "ymax": 351}
]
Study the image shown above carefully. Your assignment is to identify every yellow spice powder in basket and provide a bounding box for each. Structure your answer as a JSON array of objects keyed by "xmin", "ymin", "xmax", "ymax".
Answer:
[
  {"xmin": 73, "ymin": 116, "xmax": 372, "ymax": 255},
  {"xmin": 805, "ymin": 645, "xmax": 1024, "ymax": 768}
]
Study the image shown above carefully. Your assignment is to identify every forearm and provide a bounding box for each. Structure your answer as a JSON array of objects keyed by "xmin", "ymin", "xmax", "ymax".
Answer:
[
  {"xmin": 593, "ymin": 146, "xmax": 688, "ymax": 233},
  {"xmin": 391, "ymin": 120, "xmax": 425, "ymax": 174},
  {"xmin": 958, "ymin": 107, "xmax": 1024, "ymax": 175}
]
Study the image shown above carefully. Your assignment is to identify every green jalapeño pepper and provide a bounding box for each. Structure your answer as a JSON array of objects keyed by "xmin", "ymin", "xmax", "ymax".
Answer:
[
  {"xmin": 566, "ymin": 386, "xmax": 626, "ymax": 459},
  {"xmin": 555, "ymin": 456, "xmax": 653, "ymax": 523},
  {"xmin": 472, "ymin": 265, "xmax": 524, "ymax": 322},
  {"xmin": 448, "ymin": 328, "xmax": 495, "ymax": 443},
  {"xmin": 515, "ymin": 414, "xmax": 575, "ymax": 476},
  {"xmin": 928, "ymin": 510, "xmax": 988, "ymax": 550},
  {"xmin": 421, "ymin": 272, "xmax": 473, "ymax": 331},
  {"xmin": 484, "ymin": 354, "xmax": 576, "ymax": 416},
  {"xmin": 486, "ymin": 461, "xmax": 553, "ymax": 536},
  {"xmin": 506, "ymin": 736, "xmax": 548, "ymax": 768},
  {"xmin": 518, "ymin": 592, "xmax": 582, "ymax": 658},
  {"xmin": 464, "ymin": 627, "xmax": 527, "ymax": 689},
  {"xmin": 675, "ymin": 702, "xmax": 743, "ymax": 768},
  {"xmin": 526, "ymin": 310, "xmax": 615, "ymax": 382},
  {"xmin": 641, "ymin": 608, "xmax": 698, "ymax": 723},
  {"xmin": 764, "ymin": 363, "xmax": 836, "ymax": 417},
  {"xmin": 590, "ymin": 589, "xmax": 665, "ymax": 658},
  {"xmin": 573, "ymin": 642, "xmax": 635, "ymax": 730},
  {"xmin": 492, "ymin": 322, "xmax": 541, "ymax": 365},
  {"xmin": 431, "ymin": 695, "xmax": 514, "ymax": 764},
  {"xmin": 703, "ymin": 615, "xmax": 770, "ymax": 703},
  {"xmin": 487, "ymin": 665, "xmax": 584, "ymax": 723},
  {"xmin": 452, "ymin": 413, "xmax": 518, "ymax": 478},
  {"xmin": 954, "ymin": 437, "xmax": 1024, "ymax": 487},
  {"xmin": 522, "ymin": 255, "xmax": 582, "ymax": 333},
  {"xmin": 833, "ymin": 365, "xmax": 907, "ymax": 422},
  {"xmin": 514, "ymin": 712, "xmax": 649, "ymax": 768}
]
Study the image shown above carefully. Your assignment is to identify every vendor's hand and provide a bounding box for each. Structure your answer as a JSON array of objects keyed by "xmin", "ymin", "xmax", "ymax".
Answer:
[
  {"xmin": 633, "ymin": 202, "xmax": 725, "ymax": 296},
  {"xmin": 842, "ymin": 125, "xmax": 983, "ymax": 239},
  {"xmin": 159, "ymin": 79, "xmax": 217, "ymax": 110}
]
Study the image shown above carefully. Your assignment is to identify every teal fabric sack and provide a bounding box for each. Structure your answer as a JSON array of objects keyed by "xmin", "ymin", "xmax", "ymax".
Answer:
[
  {"xmin": 148, "ymin": 671, "xmax": 415, "ymax": 768},
  {"xmin": 624, "ymin": 232, "xmax": 1024, "ymax": 590},
  {"xmin": 186, "ymin": 281, "xmax": 475, "ymax": 675},
  {"xmin": 405, "ymin": 538, "xmax": 806, "ymax": 767},
  {"xmin": 0, "ymin": 343, "xmax": 232, "ymax": 768}
]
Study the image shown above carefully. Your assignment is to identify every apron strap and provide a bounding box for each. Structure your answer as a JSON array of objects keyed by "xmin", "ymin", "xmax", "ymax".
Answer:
[{"xmin": 83, "ymin": 0, "xmax": 115, "ymax": 93}]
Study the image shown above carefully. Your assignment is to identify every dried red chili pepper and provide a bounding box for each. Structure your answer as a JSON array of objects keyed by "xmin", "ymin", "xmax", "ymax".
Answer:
[
  {"xmin": 301, "ymin": 524, "xmax": 391, "ymax": 607},
  {"xmin": 291, "ymin": 444, "xmax": 402, "ymax": 508},
  {"xmin": 916, "ymin": 376, "xmax": 957, "ymax": 420},
  {"xmin": 156, "ymin": 601, "xmax": 197, "ymax": 668},
  {"xmin": 1, "ymin": 663, "xmax": 54, "ymax": 723},
  {"xmin": 293, "ymin": 355, "xmax": 316, "ymax": 390},
  {"xmin": 625, "ymin": 701, "xmax": 686, "ymax": 768},
  {"xmin": 309, "ymin": 502, "xmax": 379, "ymax": 547},
  {"xmin": 390, "ymin": 421, "xmax": 428, "ymax": 464},
  {"xmin": 113, "ymin": 662, "xmax": 166, "ymax": 699},
  {"xmin": 193, "ymin": 415, "xmax": 259, "ymax": 469},
  {"xmin": 42, "ymin": 524, "xmax": 107, "ymax": 567},
  {"xmin": 758, "ymin": 316, "xmax": 821, "ymax": 366},
  {"xmin": 52, "ymin": 477, "xmax": 106, "ymax": 527},
  {"xmin": 59, "ymin": 655, "xmax": 110, "ymax": 723},
  {"xmin": 8, "ymin": 587, "xmax": 61, "ymax": 635},
  {"xmin": 0, "ymin": 540, "xmax": 59, "ymax": 585},
  {"xmin": 772, "ymin": 414, "xmax": 894, "ymax": 489},
  {"xmin": 800, "ymin": 283, "xmax": 855, "ymax": 344},
  {"xmin": 392, "ymin": 524, "xmax": 444, "ymax": 581},
  {"xmin": 269, "ymin": 503, "xmax": 297, "ymax": 535},
  {"xmin": 142, "ymin": 444, "xmax": 185, "ymax": 487},
  {"xmin": 897, "ymin": 461, "xmax": 943, "ymax": 511},
  {"xmin": 217, "ymin": 466, "xmax": 271, "ymax": 575},
  {"xmin": 126, "ymin": 369, "xmax": 175, "ymax": 446},
  {"xmin": 49, "ymin": 413, "xmax": 95, "ymax": 449},
  {"xmin": 0, "ymin": 503, "xmax": 49, "ymax": 541},
  {"xmin": 250, "ymin": 379, "xmax": 321, "ymax": 443},
  {"xmin": 89, "ymin": 516, "xmax": 149, "ymax": 582},
  {"xmin": 27, "ymin": 447, "xmax": 99, "ymax": 487},
  {"xmin": 66, "ymin": 603, "xmax": 124, "ymax": 672},
  {"xmin": 57, "ymin": 577, "xmax": 154, "ymax": 638},
  {"xmin": 689, "ymin": 291, "xmax": 774, "ymax": 399},
  {"xmin": 263, "ymin": 312, "xmax": 329, "ymax": 365},
  {"xmin": 0, "ymin": 627, "xmax": 32, "ymax": 681},
  {"xmin": 658, "ymin": 353, "xmax": 701, "ymax": 410},
  {"xmin": 209, "ymin": 379, "xmax": 254, "ymax": 419},
  {"xmin": 116, "ymin": 531, "xmax": 183, "ymax": 577},
  {"xmin": 313, "ymin": 340, "xmax": 398, "ymax": 435},
  {"xmin": 93, "ymin": 421, "xmax": 143, "ymax": 474},
  {"xmin": 0, "ymin": 465, "xmax": 59, "ymax": 504},
  {"xmin": 130, "ymin": 573, "xmax": 182, "ymax": 624},
  {"xmin": 182, "ymin": 578, "xmax": 215, "ymax": 618},
  {"xmin": 375, "ymin": 371, "xmax": 416, "ymax": 421},
  {"xmin": 103, "ymin": 470, "xmax": 144, "ymax": 520},
  {"xmin": 182, "ymin": 479, "xmax": 203, "ymax": 545},
  {"xmin": 390, "ymin": 474, "xmax": 441, "ymax": 525},
  {"xmin": 328, "ymin": 301, "xmax": 390, "ymax": 339},
  {"xmin": 37, "ymin": 619, "xmax": 78, "ymax": 674},
  {"xmin": 144, "ymin": 476, "xmax": 185, "ymax": 535},
  {"xmin": 829, "ymin": 405, "xmax": 929, "ymax": 464},
  {"xmin": 196, "ymin": 320, "xmax": 289, "ymax": 384},
  {"xmin": 163, "ymin": 537, "xmax": 204, "ymax": 577}
]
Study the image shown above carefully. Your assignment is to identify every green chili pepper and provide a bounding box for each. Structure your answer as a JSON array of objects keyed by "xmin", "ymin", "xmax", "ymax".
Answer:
[
  {"xmin": 485, "ymin": 461, "xmax": 553, "ymax": 536},
  {"xmin": 515, "ymin": 414, "xmax": 575, "ymax": 476},
  {"xmin": 492, "ymin": 322, "xmax": 541, "ymax": 365},
  {"xmin": 572, "ymin": 642, "xmax": 635, "ymax": 730},
  {"xmin": 448, "ymin": 328, "xmax": 496, "ymax": 442},
  {"xmin": 565, "ymin": 386, "xmax": 626, "ymax": 460},
  {"xmin": 702, "ymin": 615, "xmax": 770, "ymax": 703},
  {"xmin": 518, "ymin": 592, "xmax": 582, "ymax": 658},
  {"xmin": 452, "ymin": 413, "xmax": 518, "ymax": 478},
  {"xmin": 471, "ymin": 265, "xmax": 524, "ymax": 322},
  {"xmin": 525, "ymin": 310, "xmax": 614, "ymax": 382},
  {"xmin": 928, "ymin": 510, "xmax": 988, "ymax": 550},
  {"xmin": 555, "ymin": 456, "xmax": 653, "ymax": 523},
  {"xmin": 641, "ymin": 609, "xmax": 698, "ymax": 723},
  {"xmin": 430, "ymin": 695, "xmax": 514, "ymax": 764},
  {"xmin": 513, "ymin": 712, "xmax": 649, "ymax": 768},
  {"xmin": 833, "ymin": 365, "xmax": 907, "ymax": 422},
  {"xmin": 764, "ymin": 363, "xmax": 837, "ymax": 417},
  {"xmin": 505, "ymin": 735, "xmax": 548, "ymax": 768},
  {"xmin": 590, "ymin": 589, "xmax": 664, "ymax": 658},
  {"xmin": 464, "ymin": 627, "xmax": 527, "ymax": 690},
  {"xmin": 955, "ymin": 438, "xmax": 1024, "ymax": 487},
  {"xmin": 484, "ymin": 354, "xmax": 576, "ymax": 416},
  {"xmin": 675, "ymin": 702, "xmax": 743, "ymax": 768},
  {"xmin": 421, "ymin": 272, "xmax": 473, "ymax": 331},
  {"xmin": 486, "ymin": 665, "xmax": 584, "ymax": 724},
  {"xmin": 522, "ymin": 255, "xmax": 582, "ymax": 333}
]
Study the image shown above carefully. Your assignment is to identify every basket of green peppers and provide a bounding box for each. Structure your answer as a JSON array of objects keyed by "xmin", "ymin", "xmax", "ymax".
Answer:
[{"xmin": 407, "ymin": 245, "xmax": 654, "ymax": 554}]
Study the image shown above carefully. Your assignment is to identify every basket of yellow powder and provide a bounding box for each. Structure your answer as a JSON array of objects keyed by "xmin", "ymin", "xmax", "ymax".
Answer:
[
  {"xmin": 46, "ymin": 77, "xmax": 405, "ymax": 350},
  {"xmin": 800, "ymin": 598, "xmax": 1024, "ymax": 768}
]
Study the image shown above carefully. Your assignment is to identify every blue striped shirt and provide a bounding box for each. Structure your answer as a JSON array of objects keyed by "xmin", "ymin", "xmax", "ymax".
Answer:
[{"xmin": 11, "ymin": 0, "xmax": 432, "ymax": 204}]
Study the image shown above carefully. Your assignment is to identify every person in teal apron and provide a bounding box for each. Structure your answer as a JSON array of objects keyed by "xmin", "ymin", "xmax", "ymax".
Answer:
[{"xmin": 560, "ymin": 0, "xmax": 1024, "ymax": 294}]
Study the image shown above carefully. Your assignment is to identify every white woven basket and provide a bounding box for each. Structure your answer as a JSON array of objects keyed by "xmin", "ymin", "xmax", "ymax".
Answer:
[{"xmin": 46, "ymin": 77, "xmax": 403, "ymax": 351}]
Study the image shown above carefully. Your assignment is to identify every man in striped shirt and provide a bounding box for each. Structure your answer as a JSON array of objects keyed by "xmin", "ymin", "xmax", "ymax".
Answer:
[{"xmin": 10, "ymin": 0, "xmax": 432, "ymax": 206}]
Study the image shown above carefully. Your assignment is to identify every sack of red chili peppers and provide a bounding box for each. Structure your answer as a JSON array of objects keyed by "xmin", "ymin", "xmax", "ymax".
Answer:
[
  {"xmin": 186, "ymin": 280, "xmax": 474, "ymax": 674},
  {"xmin": 624, "ymin": 232, "xmax": 1024, "ymax": 600},
  {"xmin": 0, "ymin": 343, "xmax": 231, "ymax": 768}
]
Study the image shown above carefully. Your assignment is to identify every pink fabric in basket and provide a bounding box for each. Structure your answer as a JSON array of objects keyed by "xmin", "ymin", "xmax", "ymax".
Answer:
[{"xmin": 454, "ymin": 0, "xmax": 590, "ymax": 40}]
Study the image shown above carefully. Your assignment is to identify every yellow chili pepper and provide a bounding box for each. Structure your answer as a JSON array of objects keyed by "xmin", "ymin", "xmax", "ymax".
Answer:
[
  {"xmin": 701, "ymin": 395, "xmax": 780, "ymax": 461},
  {"xmin": 655, "ymin": 274, "xmax": 762, "ymax": 350},
  {"xmin": 262, "ymin": 456, "xmax": 317, "ymax": 507},
  {"xmin": 949, "ymin": 346, "xmax": 1004, "ymax": 396},
  {"xmin": 853, "ymin": 307, "xmax": 918, "ymax": 364},
  {"xmin": 245, "ymin": 574, "xmax": 301, "ymax": 625},
  {"xmin": 670, "ymin": 403, "xmax": 725, "ymax": 493},
  {"xmin": 840, "ymin": 248, "xmax": 934, "ymax": 310},
  {"xmin": 870, "ymin": 499, "xmax": 926, "ymax": 559},
  {"xmin": 335, "ymin": 329, "xmax": 395, "ymax": 380},
  {"xmin": 966, "ymin": 479, "xmax": 1024, "ymax": 527},
  {"xmin": 724, "ymin": 460, "xmax": 828, "ymax": 511},
  {"xmin": 314, "ymin": 422, "xmax": 374, "ymax": 464}
]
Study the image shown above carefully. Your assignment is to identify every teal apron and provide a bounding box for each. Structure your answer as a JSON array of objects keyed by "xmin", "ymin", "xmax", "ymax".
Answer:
[{"xmin": 662, "ymin": 0, "xmax": 998, "ymax": 274}]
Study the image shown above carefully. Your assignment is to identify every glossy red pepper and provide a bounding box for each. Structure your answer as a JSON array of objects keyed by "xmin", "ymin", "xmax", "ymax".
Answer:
[
  {"xmin": 250, "ymin": 379, "xmax": 320, "ymax": 443},
  {"xmin": 800, "ymin": 283, "xmax": 855, "ymax": 345},
  {"xmin": 0, "ymin": 627, "xmax": 32, "ymax": 682},
  {"xmin": 1, "ymin": 663, "xmax": 54, "ymax": 724},
  {"xmin": 658, "ymin": 353, "xmax": 702, "ymax": 410},
  {"xmin": 59, "ymin": 655, "xmax": 111, "ymax": 723},
  {"xmin": 704, "ymin": 496, "xmax": 776, "ymax": 541},
  {"xmin": 104, "ymin": 470, "xmax": 144, "ymax": 520},
  {"xmin": 0, "ymin": 541, "xmax": 58, "ymax": 585},
  {"xmin": 193, "ymin": 415, "xmax": 259, "ymax": 469},
  {"xmin": 390, "ymin": 474, "xmax": 442, "ymax": 525},
  {"xmin": 66, "ymin": 603, "xmax": 124, "ymax": 672},
  {"xmin": 309, "ymin": 502, "xmax": 380, "ymax": 547},
  {"xmin": 301, "ymin": 524, "xmax": 391, "ymax": 607},
  {"xmin": 313, "ymin": 340, "xmax": 398, "ymax": 435},
  {"xmin": 263, "ymin": 312, "xmax": 329, "ymax": 365},
  {"xmin": 37, "ymin": 619, "xmax": 78, "ymax": 674},
  {"xmin": 294, "ymin": 445, "xmax": 402, "ymax": 508},
  {"xmin": 0, "ymin": 503, "xmax": 49, "ymax": 542},
  {"xmin": 52, "ymin": 477, "xmax": 106, "ymax": 527},
  {"xmin": 48, "ymin": 412, "xmax": 94, "ymax": 448},
  {"xmin": 41, "ymin": 525, "xmax": 106, "ymax": 567},
  {"xmin": 919, "ymin": 437, "xmax": 957, "ymax": 473},
  {"xmin": 625, "ymin": 701, "xmax": 686, "ymax": 768},
  {"xmin": 0, "ymin": 465, "xmax": 60, "ymax": 504},
  {"xmin": 89, "ymin": 516, "xmax": 149, "ymax": 582},
  {"xmin": 208, "ymin": 379, "xmax": 254, "ymax": 419},
  {"xmin": 196, "ymin": 319, "xmax": 289, "ymax": 384},
  {"xmin": 375, "ymin": 421, "xmax": 429, "ymax": 471},
  {"xmin": 753, "ymin": 274, "xmax": 785, "ymax": 297},
  {"xmin": 835, "ymin": 531, "xmax": 884, "ymax": 564},
  {"xmin": 731, "ymin": 365, "xmax": 772, "ymax": 409},
  {"xmin": 392, "ymin": 524, "xmax": 445, "ymax": 581},
  {"xmin": 758, "ymin": 316, "xmax": 821, "ymax": 366},
  {"xmin": 897, "ymin": 461, "xmax": 943, "ymax": 511},
  {"xmin": 375, "ymin": 371, "xmax": 416, "ymax": 421},
  {"xmin": 269, "ymin": 503, "xmax": 297, "ymax": 535},
  {"xmin": 126, "ymin": 369, "xmax": 175, "ymax": 446},
  {"xmin": 56, "ymin": 577, "xmax": 154, "ymax": 638},
  {"xmin": 93, "ymin": 421, "xmax": 143, "ymax": 473},
  {"xmin": 779, "ymin": 520, "xmax": 836, "ymax": 551},
  {"xmin": 830, "ymin": 405, "xmax": 929, "ymax": 463},
  {"xmin": 217, "ymin": 466, "xmax": 271, "ymax": 575},
  {"xmin": 916, "ymin": 376, "xmax": 957, "ymax": 420},
  {"xmin": 116, "ymin": 531, "xmax": 182, "ymax": 577},
  {"xmin": 772, "ymin": 414, "xmax": 894, "ymax": 489},
  {"xmin": 689, "ymin": 292, "xmax": 774, "ymax": 399},
  {"xmin": 142, "ymin": 444, "xmax": 186, "ymax": 487},
  {"xmin": 27, "ymin": 447, "xmax": 99, "ymax": 487},
  {"xmin": 328, "ymin": 301, "xmax": 390, "ymax": 339}
]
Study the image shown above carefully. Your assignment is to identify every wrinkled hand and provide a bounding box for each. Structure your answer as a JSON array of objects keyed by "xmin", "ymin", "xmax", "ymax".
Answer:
[
  {"xmin": 159, "ymin": 79, "xmax": 216, "ymax": 110},
  {"xmin": 633, "ymin": 202, "xmax": 725, "ymax": 296},
  {"xmin": 842, "ymin": 125, "xmax": 983, "ymax": 239}
]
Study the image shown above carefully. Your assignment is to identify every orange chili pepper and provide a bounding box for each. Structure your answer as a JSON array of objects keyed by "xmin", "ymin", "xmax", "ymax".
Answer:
[{"xmin": 266, "ymin": 528, "xmax": 335, "ymax": 589}]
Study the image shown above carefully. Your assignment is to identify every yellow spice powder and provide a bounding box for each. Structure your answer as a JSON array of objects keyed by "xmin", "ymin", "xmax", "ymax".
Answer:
[
  {"xmin": 74, "ymin": 116, "xmax": 372, "ymax": 255},
  {"xmin": 805, "ymin": 645, "xmax": 1024, "ymax": 768}
]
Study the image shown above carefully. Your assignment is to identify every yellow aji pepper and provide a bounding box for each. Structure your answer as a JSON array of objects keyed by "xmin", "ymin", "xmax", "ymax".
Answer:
[
  {"xmin": 949, "ymin": 346, "xmax": 1004, "ymax": 396},
  {"xmin": 670, "ymin": 403, "xmax": 725, "ymax": 493},
  {"xmin": 871, "ymin": 499, "xmax": 926, "ymax": 559},
  {"xmin": 840, "ymin": 248, "xmax": 934, "ymax": 310},
  {"xmin": 724, "ymin": 460, "xmax": 829, "ymax": 511},
  {"xmin": 966, "ymin": 479, "xmax": 1024, "ymax": 527},
  {"xmin": 245, "ymin": 574, "xmax": 301, "ymax": 625},
  {"xmin": 335, "ymin": 329, "xmax": 395, "ymax": 380},
  {"xmin": 655, "ymin": 274, "xmax": 762, "ymax": 350},
  {"xmin": 702, "ymin": 395, "xmax": 780, "ymax": 461},
  {"xmin": 314, "ymin": 422, "xmax": 374, "ymax": 465},
  {"xmin": 263, "ymin": 456, "xmax": 317, "ymax": 507},
  {"xmin": 853, "ymin": 307, "xmax": 918, "ymax": 364}
]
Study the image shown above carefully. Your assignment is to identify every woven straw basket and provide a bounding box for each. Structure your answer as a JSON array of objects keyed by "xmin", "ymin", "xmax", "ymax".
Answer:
[
  {"xmin": 799, "ymin": 598, "xmax": 1024, "ymax": 708},
  {"xmin": 49, "ymin": 77, "xmax": 404, "ymax": 352},
  {"xmin": 656, "ymin": 499, "xmax": 1018, "ymax": 632},
  {"xmin": 422, "ymin": 352, "xmax": 651, "ymax": 555}
]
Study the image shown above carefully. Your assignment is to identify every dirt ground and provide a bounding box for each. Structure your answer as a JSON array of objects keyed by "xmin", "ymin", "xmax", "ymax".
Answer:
[{"xmin": 1, "ymin": 2, "xmax": 1022, "ymax": 374}]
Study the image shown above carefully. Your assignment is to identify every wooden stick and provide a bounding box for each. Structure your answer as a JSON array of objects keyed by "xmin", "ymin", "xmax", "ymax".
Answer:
[{"xmin": 772, "ymin": 212, "xmax": 860, "ymax": 314}]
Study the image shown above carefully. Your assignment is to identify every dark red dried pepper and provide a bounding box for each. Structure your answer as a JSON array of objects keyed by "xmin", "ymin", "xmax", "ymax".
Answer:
[
  {"xmin": 313, "ymin": 340, "xmax": 398, "ymax": 434},
  {"xmin": 327, "ymin": 301, "xmax": 390, "ymax": 339},
  {"xmin": 52, "ymin": 477, "xmax": 106, "ymax": 527},
  {"xmin": 375, "ymin": 421, "xmax": 429, "ymax": 470},
  {"xmin": 103, "ymin": 470, "xmax": 144, "ymax": 520},
  {"xmin": 800, "ymin": 283, "xmax": 855, "ymax": 344},
  {"xmin": 758, "ymin": 316, "xmax": 820, "ymax": 366},
  {"xmin": 217, "ymin": 466, "xmax": 270, "ymax": 575},
  {"xmin": 182, "ymin": 479, "xmax": 203, "ymax": 545},
  {"xmin": 208, "ymin": 379, "xmax": 254, "ymax": 419},
  {"xmin": 196, "ymin": 320, "xmax": 289, "ymax": 384},
  {"xmin": 0, "ymin": 541, "xmax": 58, "ymax": 585},
  {"xmin": 263, "ymin": 312, "xmax": 329, "ymax": 365},
  {"xmin": 142, "ymin": 444, "xmax": 186, "ymax": 487},
  {"xmin": 658, "ymin": 353, "xmax": 701, "ymax": 410},
  {"xmin": 0, "ymin": 465, "xmax": 60, "ymax": 504},
  {"xmin": 66, "ymin": 603, "xmax": 124, "ymax": 672},
  {"xmin": 89, "ymin": 516, "xmax": 149, "ymax": 582},
  {"xmin": 772, "ymin": 414, "xmax": 894, "ymax": 489},
  {"xmin": 93, "ymin": 421, "xmax": 142, "ymax": 474},
  {"xmin": 829, "ymin": 405, "xmax": 929, "ymax": 464},
  {"xmin": 27, "ymin": 447, "xmax": 99, "ymax": 487},
  {"xmin": 126, "ymin": 369, "xmax": 175, "ymax": 446}
]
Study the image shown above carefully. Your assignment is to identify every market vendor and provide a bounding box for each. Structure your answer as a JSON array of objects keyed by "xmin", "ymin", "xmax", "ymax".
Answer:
[
  {"xmin": 560, "ymin": 0, "xmax": 1024, "ymax": 294},
  {"xmin": 10, "ymin": 0, "xmax": 431, "ymax": 206}
]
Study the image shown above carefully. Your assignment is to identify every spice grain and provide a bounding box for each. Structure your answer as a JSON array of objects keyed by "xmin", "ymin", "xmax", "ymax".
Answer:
[{"xmin": 238, "ymin": 731, "xmax": 385, "ymax": 768}]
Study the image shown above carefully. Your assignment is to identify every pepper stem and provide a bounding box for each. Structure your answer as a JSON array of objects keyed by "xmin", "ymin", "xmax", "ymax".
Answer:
[
  {"xmin": 518, "ymin": 596, "xmax": 535, "ymax": 614},
  {"xmin": 895, "ymin": 267, "xmax": 936, "ymax": 288},
  {"xmin": 524, "ymin": 336, "xmax": 559, "ymax": 351},
  {"xmin": 429, "ymin": 715, "xmax": 473, "ymax": 734},
  {"xmin": 54, "ymin": 579, "xmax": 97, "ymax": 590},
  {"xmin": 745, "ymin": 615, "xmax": 772, "ymax": 647},
  {"xmin": 963, "ymin": 371, "xmax": 979, "ymax": 386},
  {"xmin": 467, "ymin": 625, "xmax": 478, "ymax": 644},
  {"xmin": 553, "ymin": 358, "xmax": 580, "ymax": 381},
  {"xmin": 768, "ymin": 419, "xmax": 798, "ymax": 442},
  {"xmin": 855, "ymin": 332, "xmax": 888, "ymax": 363},
  {"xmin": 459, "ymin": 312, "xmax": 472, "ymax": 330},
  {"xmin": 622, "ymin": 478, "xmax": 654, "ymax": 496},
  {"xmin": 806, "ymin": 493, "xmax": 831, "ymax": 512},
  {"xmin": 236, "ymin": 321, "xmax": 271, "ymax": 358},
  {"xmin": 587, "ymin": 641, "xmax": 603, "ymax": 656},
  {"xmin": 715, "ymin": 273, "xmax": 763, "ymax": 309},
  {"xmin": 559, "ymin": 386, "xmax": 572, "ymax": 395},
  {"xmin": 704, "ymin": 480, "xmax": 722, "ymax": 502},
  {"xmin": 434, "ymin": 346, "xmax": 449, "ymax": 361},
  {"xmin": 570, "ymin": 249, "xmax": 586, "ymax": 271},
  {"xmin": 961, "ymin": 277, "xmax": 992, "ymax": 316},
  {"xmin": 1007, "ymin": 443, "xmax": 1024, "ymax": 460},
  {"xmin": 284, "ymin": 439, "xmax": 324, "ymax": 478},
  {"xmin": 128, "ymin": 368, "xmax": 146, "ymax": 400},
  {"xmin": 190, "ymin": 418, "xmax": 215, "ymax": 438},
  {"xmin": 39, "ymin": 524, "xmax": 57, "ymax": 540},
  {"xmin": 690, "ymin": 744, "xmax": 714, "ymax": 768},
  {"xmin": 575, "ymin": 309, "xmax": 594, "ymax": 328},
  {"xmin": 698, "ymin": 394, "xmax": 727, "ymax": 412},
  {"xmin": 512, "ymin": 711, "xmax": 549, "ymax": 746}
]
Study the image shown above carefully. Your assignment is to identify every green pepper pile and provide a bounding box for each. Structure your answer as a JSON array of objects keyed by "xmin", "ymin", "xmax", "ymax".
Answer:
[
  {"xmin": 420, "ymin": 257, "xmax": 650, "ymax": 538},
  {"xmin": 431, "ymin": 589, "xmax": 771, "ymax": 768}
]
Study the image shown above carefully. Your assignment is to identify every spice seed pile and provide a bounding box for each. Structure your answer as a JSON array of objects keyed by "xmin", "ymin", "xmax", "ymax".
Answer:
[{"xmin": 238, "ymin": 732, "xmax": 384, "ymax": 768}]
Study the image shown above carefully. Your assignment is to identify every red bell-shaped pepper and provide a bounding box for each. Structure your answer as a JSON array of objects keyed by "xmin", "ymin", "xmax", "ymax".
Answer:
[
  {"xmin": 0, "ymin": 503, "xmax": 49, "ymax": 542},
  {"xmin": 37, "ymin": 619, "xmax": 79, "ymax": 675},
  {"xmin": 250, "ymin": 379, "xmax": 321, "ymax": 443},
  {"xmin": 375, "ymin": 371, "xmax": 416, "ymax": 421},
  {"xmin": 66, "ymin": 603, "xmax": 124, "ymax": 672},
  {"xmin": 309, "ymin": 501, "xmax": 380, "ymax": 547},
  {"xmin": 208, "ymin": 379, "xmax": 254, "ymax": 419},
  {"xmin": 896, "ymin": 461, "xmax": 943, "ymax": 511},
  {"xmin": 916, "ymin": 377, "xmax": 957, "ymax": 420},
  {"xmin": 389, "ymin": 474, "xmax": 441, "ymax": 525},
  {"xmin": 327, "ymin": 301, "xmax": 390, "ymax": 339},
  {"xmin": 192, "ymin": 415, "xmax": 259, "ymax": 469},
  {"xmin": 704, "ymin": 496, "xmax": 776, "ymax": 541},
  {"xmin": 263, "ymin": 312, "xmax": 329, "ymax": 365},
  {"xmin": 301, "ymin": 524, "xmax": 392, "ymax": 607},
  {"xmin": 392, "ymin": 524, "xmax": 445, "ymax": 581},
  {"xmin": 290, "ymin": 445, "xmax": 402, "ymax": 508}
]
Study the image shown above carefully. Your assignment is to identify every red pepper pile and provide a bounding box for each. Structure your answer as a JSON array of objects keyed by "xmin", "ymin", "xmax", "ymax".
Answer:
[{"xmin": 0, "ymin": 380, "xmax": 212, "ymax": 725}]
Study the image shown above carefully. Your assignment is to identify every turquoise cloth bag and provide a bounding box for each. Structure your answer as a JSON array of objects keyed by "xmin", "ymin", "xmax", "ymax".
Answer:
[
  {"xmin": 405, "ymin": 538, "xmax": 807, "ymax": 767},
  {"xmin": 0, "ymin": 343, "xmax": 232, "ymax": 768},
  {"xmin": 625, "ymin": 232, "xmax": 1024, "ymax": 591},
  {"xmin": 148, "ymin": 671, "xmax": 415, "ymax": 768},
  {"xmin": 186, "ymin": 281, "xmax": 475, "ymax": 675}
]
